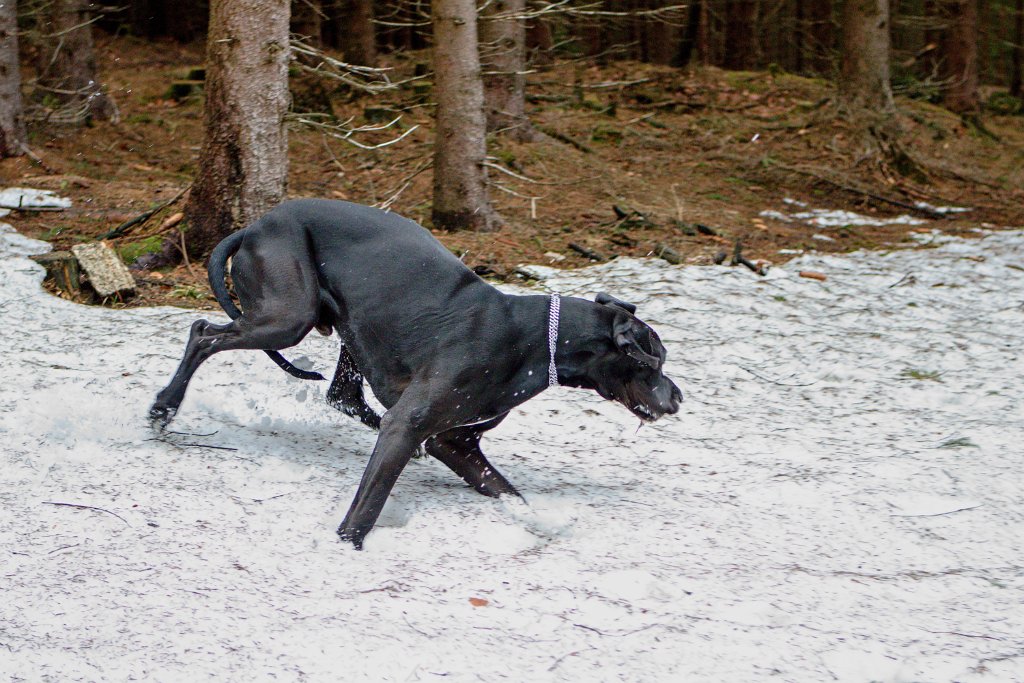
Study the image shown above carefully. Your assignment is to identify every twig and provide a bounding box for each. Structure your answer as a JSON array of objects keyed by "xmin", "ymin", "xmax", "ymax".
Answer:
[
  {"xmin": 178, "ymin": 228, "xmax": 197, "ymax": 279},
  {"xmin": 569, "ymin": 242, "xmax": 605, "ymax": 261},
  {"xmin": 97, "ymin": 185, "xmax": 190, "ymax": 241},
  {"xmin": 42, "ymin": 501, "xmax": 130, "ymax": 526},
  {"xmin": 730, "ymin": 241, "xmax": 766, "ymax": 276}
]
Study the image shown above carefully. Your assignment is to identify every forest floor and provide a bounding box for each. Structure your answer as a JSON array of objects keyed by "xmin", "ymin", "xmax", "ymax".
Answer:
[{"xmin": 2, "ymin": 34, "xmax": 1023, "ymax": 309}]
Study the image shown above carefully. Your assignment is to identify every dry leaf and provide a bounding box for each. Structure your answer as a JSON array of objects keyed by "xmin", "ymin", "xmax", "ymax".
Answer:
[{"xmin": 469, "ymin": 597, "xmax": 489, "ymax": 607}]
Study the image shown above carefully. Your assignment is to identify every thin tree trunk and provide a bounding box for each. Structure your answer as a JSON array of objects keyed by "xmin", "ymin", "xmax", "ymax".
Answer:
[
  {"xmin": 34, "ymin": 0, "xmax": 118, "ymax": 123},
  {"xmin": 723, "ymin": 0, "xmax": 759, "ymax": 69},
  {"xmin": 291, "ymin": 0, "xmax": 323, "ymax": 45},
  {"xmin": 939, "ymin": 0, "xmax": 980, "ymax": 114},
  {"xmin": 1, "ymin": 0, "xmax": 26, "ymax": 157},
  {"xmin": 431, "ymin": 0, "xmax": 500, "ymax": 232},
  {"xmin": 481, "ymin": 0, "xmax": 534, "ymax": 140},
  {"xmin": 806, "ymin": 0, "xmax": 834, "ymax": 74},
  {"xmin": 646, "ymin": 0, "xmax": 676, "ymax": 65},
  {"xmin": 839, "ymin": 0, "xmax": 895, "ymax": 113},
  {"xmin": 343, "ymin": 0, "xmax": 377, "ymax": 66},
  {"xmin": 1013, "ymin": 0, "xmax": 1023, "ymax": 97},
  {"xmin": 184, "ymin": 0, "xmax": 291, "ymax": 258},
  {"xmin": 525, "ymin": 2, "xmax": 554, "ymax": 68},
  {"xmin": 674, "ymin": 0, "xmax": 702, "ymax": 67}
]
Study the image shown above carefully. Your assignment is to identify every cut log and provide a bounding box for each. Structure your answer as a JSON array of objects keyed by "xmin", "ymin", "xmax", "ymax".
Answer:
[
  {"xmin": 30, "ymin": 251, "xmax": 81, "ymax": 295},
  {"xmin": 71, "ymin": 242, "xmax": 136, "ymax": 298}
]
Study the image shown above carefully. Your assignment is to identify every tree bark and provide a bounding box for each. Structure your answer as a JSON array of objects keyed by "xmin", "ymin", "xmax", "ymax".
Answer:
[
  {"xmin": 431, "ymin": 0, "xmax": 500, "ymax": 232},
  {"xmin": 184, "ymin": 0, "xmax": 291, "ymax": 258},
  {"xmin": 1, "ymin": 0, "xmax": 26, "ymax": 157},
  {"xmin": 723, "ymin": 0, "xmax": 759, "ymax": 70},
  {"xmin": 938, "ymin": 0, "xmax": 980, "ymax": 114},
  {"xmin": 1013, "ymin": 0, "xmax": 1023, "ymax": 97},
  {"xmin": 673, "ymin": 0, "xmax": 702, "ymax": 67},
  {"xmin": 481, "ymin": 0, "xmax": 534, "ymax": 140},
  {"xmin": 805, "ymin": 0, "xmax": 834, "ymax": 75},
  {"xmin": 34, "ymin": 0, "xmax": 118, "ymax": 123},
  {"xmin": 838, "ymin": 0, "xmax": 895, "ymax": 113},
  {"xmin": 341, "ymin": 0, "xmax": 377, "ymax": 66},
  {"xmin": 291, "ymin": 0, "xmax": 323, "ymax": 45}
]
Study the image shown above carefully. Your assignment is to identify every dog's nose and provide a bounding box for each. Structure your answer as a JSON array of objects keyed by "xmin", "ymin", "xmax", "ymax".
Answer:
[{"xmin": 666, "ymin": 383, "xmax": 683, "ymax": 415}]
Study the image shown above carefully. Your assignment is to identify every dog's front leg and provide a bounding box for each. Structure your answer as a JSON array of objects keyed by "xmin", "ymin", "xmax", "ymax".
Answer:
[{"xmin": 337, "ymin": 400, "xmax": 432, "ymax": 549}]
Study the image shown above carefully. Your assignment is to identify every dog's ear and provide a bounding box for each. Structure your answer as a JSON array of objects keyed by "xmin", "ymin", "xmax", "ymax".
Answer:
[
  {"xmin": 612, "ymin": 313, "xmax": 660, "ymax": 369},
  {"xmin": 596, "ymin": 291, "xmax": 637, "ymax": 314}
]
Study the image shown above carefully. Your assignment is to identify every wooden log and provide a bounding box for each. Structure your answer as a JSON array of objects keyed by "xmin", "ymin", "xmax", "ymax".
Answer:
[
  {"xmin": 71, "ymin": 242, "xmax": 136, "ymax": 298},
  {"xmin": 30, "ymin": 251, "xmax": 80, "ymax": 295}
]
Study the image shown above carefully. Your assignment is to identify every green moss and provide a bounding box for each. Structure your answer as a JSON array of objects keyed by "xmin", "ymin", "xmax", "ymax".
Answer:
[{"xmin": 117, "ymin": 235, "xmax": 164, "ymax": 265}]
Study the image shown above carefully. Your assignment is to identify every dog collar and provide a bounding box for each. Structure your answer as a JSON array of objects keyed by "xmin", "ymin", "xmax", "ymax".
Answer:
[{"xmin": 548, "ymin": 294, "xmax": 560, "ymax": 387}]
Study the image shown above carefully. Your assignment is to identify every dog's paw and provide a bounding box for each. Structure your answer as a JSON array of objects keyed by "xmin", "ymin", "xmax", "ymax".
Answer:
[
  {"xmin": 148, "ymin": 404, "xmax": 176, "ymax": 430},
  {"xmin": 336, "ymin": 526, "xmax": 365, "ymax": 551}
]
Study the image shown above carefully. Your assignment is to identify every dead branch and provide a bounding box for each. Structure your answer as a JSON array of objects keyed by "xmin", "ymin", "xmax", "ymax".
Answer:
[
  {"xmin": 97, "ymin": 185, "xmax": 191, "ymax": 241},
  {"xmin": 42, "ymin": 501, "xmax": 130, "ymax": 526}
]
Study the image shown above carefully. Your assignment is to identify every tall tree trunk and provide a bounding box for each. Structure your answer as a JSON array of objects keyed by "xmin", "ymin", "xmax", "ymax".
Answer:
[
  {"xmin": 1, "ymin": 0, "xmax": 26, "ymax": 157},
  {"xmin": 34, "ymin": 0, "xmax": 118, "ymax": 123},
  {"xmin": 805, "ymin": 0, "xmax": 834, "ymax": 74},
  {"xmin": 431, "ymin": 0, "xmax": 500, "ymax": 232},
  {"xmin": 481, "ymin": 0, "xmax": 534, "ymax": 140},
  {"xmin": 939, "ymin": 0, "xmax": 980, "ymax": 114},
  {"xmin": 674, "ymin": 0, "xmax": 702, "ymax": 67},
  {"xmin": 291, "ymin": 0, "xmax": 323, "ymax": 45},
  {"xmin": 1013, "ymin": 0, "xmax": 1023, "ymax": 97},
  {"xmin": 184, "ymin": 0, "xmax": 291, "ymax": 258},
  {"xmin": 645, "ymin": 0, "xmax": 676, "ymax": 65},
  {"xmin": 839, "ymin": 0, "xmax": 895, "ymax": 113},
  {"xmin": 723, "ymin": 0, "xmax": 759, "ymax": 69},
  {"xmin": 342, "ymin": 0, "xmax": 377, "ymax": 66}
]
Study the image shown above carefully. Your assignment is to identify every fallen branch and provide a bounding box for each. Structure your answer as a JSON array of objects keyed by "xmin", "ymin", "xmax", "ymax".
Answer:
[
  {"xmin": 97, "ymin": 185, "xmax": 190, "ymax": 241},
  {"xmin": 731, "ymin": 241, "xmax": 767, "ymax": 276},
  {"xmin": 42, "ymin": 501, "xmax": 130, "ymax": 526},
  {"xmin": 568, "ymin": 242, "xmax": 605, "ymax": 261},
  {"xmin": 774, "ymin": 164, "xmax": 945, "ymax": 219}
]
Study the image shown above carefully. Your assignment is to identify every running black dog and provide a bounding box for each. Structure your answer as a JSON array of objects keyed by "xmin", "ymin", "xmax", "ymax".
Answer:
[{"xmin": 150, "ymin": 200, "xmax": 682, "ymax": 549}]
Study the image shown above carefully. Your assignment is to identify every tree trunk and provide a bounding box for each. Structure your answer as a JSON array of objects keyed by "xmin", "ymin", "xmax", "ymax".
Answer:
[
  {"xmin": 34, "ymin": 0, "xmax": 118, "ymax": 123},
  {"xmin": 431, "ymin": 0, "xmax": 500, "ymax": 232},
  {"xmin": 291, "ymin": 0, "xmax": 323, "ymax": 45},
  {"xmin": 939, "ymin": 0, "xmax": 980, "ymax": 114},
  {"xmin": 1013, "ymin": 0, "xmax": 1023, "ymax": 97},
  {"xmin": 645, "ymin": 0, "xmax": 676, "ymax": 65},
  {"xmin": 342, "ymin": 0, "xmax": 377, "ymax": 66},
  {"xmin": 184, "ymin": 0, "xmax": 291, "ymax": 258},
  {"xmin": 839, "ymin": 0, "xmax": 895, "ymax": 113},
  {"xmin": 805, "ymin": 0, "xmax": 834, "ymax": 75},
  {"xmin": 481, "ymin": 0, "xmax": 534, "ymax": 140},
  {"xmin": 1, "ymin": 0, "xmax": 26, "ymax": 157},
  {"xmin": 674, "ymin": 0, "xmax": 702, "ymax": 67},
  {"xmin": 723, "ymin": 0, "xmax": 759, "ymax": 69},
  {"xmin": 525, "ymin": 2, "xmax": 554, "ymax": 67}
]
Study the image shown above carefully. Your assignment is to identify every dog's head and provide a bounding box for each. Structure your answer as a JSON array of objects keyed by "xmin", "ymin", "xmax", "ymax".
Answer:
[{"xmin": 562, "ymin": 292, "xmax": 682, "ymax": 422}]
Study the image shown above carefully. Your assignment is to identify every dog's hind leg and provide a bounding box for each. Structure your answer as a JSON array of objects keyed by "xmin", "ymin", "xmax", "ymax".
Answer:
[
  {"xmin": 149, "ymin": 238, "xmax": 320, "ymax": 428},
  {"xmin": 425, "ymin": 414, "xmax": 521, "ymax": 498},
  {"xmin": 326, "ymin": 344, "xmax": 381, "ymax": 430}
]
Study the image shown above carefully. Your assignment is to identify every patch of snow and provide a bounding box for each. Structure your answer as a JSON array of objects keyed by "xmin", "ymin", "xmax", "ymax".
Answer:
[
  {"xmin": 2, "ymin": 221, "xmax": 1024, "ymax": 681},
  {"xmin": 915, "ymin": 201, "xmax": 972, "ymax": 215},
  {"xmin": 0, "ymin": 187, "xmax": 73, "ymax": 210},
  {"xmin": 761, "ymin": 204, "xmax": 928, "ymax": 227}
]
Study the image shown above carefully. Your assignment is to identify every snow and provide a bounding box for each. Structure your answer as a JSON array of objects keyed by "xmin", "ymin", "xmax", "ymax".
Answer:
[
  {"xmin": 762, "ymin": 202, "xmax": 929, "ymax": 227},
  {"xmin": 2, "ymin": 218, "xmax": 1024, "ymax": 681},
  {"xmin": 0, "ymin": 188, "xmax": 73, "ymax": 212}
]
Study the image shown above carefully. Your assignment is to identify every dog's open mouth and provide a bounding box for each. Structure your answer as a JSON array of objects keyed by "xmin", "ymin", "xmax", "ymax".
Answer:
[{"xmin": 628, "ymin": 402, "xmax": 659, "ymax": 422}]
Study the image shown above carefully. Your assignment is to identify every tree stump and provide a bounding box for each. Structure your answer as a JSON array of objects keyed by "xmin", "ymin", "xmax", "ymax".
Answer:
[{"xmin": 30, "ymin": 251, "xmax": 80, "ymax": 296}]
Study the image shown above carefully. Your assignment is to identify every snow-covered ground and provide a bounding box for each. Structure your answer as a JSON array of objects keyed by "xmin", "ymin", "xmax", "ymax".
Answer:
[{"xmin": 2, "ymin": 219, "xmax": 1023, "ymax": 682}]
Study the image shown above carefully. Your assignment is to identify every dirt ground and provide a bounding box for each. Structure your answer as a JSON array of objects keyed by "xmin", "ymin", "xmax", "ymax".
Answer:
[{"xmin": 2, "ymin": 35, "xmax": 1023, "ymax": 310}]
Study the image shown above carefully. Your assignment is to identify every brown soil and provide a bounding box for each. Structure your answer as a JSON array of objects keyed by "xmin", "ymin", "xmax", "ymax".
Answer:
[{"xmin": 3, "ymin": 35, "xmax": 1023, "ymax": 311}]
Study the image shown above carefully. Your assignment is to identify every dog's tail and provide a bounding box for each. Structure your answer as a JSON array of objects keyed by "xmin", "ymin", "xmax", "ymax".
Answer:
[{"xmin": 207, "ymin": 229, "xmax": 325, "ymax": 382}]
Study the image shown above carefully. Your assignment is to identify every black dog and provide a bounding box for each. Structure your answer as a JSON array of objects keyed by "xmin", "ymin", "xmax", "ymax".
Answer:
[{"xmin": 150, "ymin": 200, "xmax": 682, "ymax": 549}]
